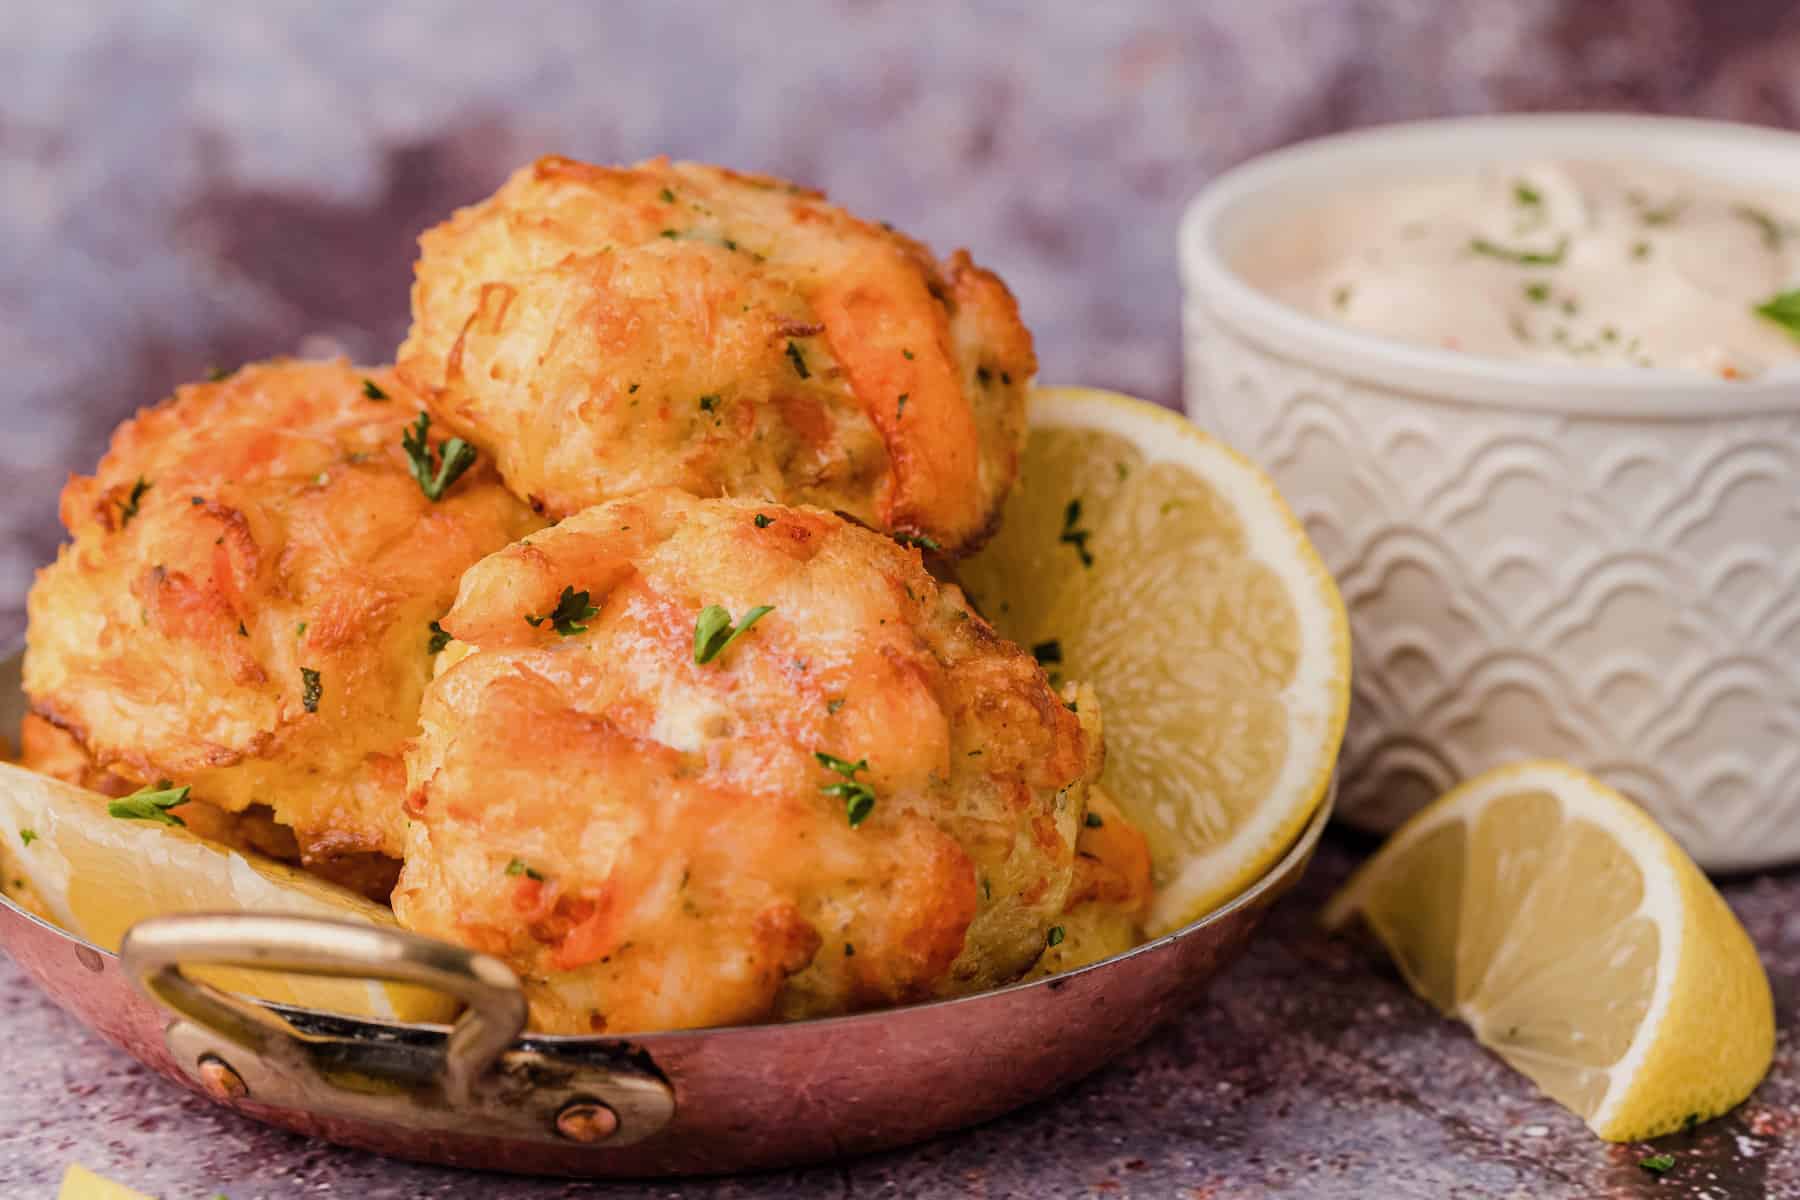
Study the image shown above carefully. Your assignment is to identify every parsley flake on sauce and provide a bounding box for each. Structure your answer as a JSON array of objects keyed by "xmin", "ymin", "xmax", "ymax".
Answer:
[
  {"xmin": 1469, "ymin": 236, "xmax": 1568, "ymax": 266},
  {"xmin": 526, "ymin": 586, "xmax": 600, "ymax": 637},
  {"xmin": 401, "ymin": 412, "xmax": 478, "ymax": 502},
  {"xmin": 693, "ymin": 604, "xmax": 774, "ymax": 664},
  {"xmin": 1753, "ymin": 289, "xmax": 1800, "ymax": 341},
  {"xmin": 109, "ymin": 781, "xmax": 191, "ymax": 827}
]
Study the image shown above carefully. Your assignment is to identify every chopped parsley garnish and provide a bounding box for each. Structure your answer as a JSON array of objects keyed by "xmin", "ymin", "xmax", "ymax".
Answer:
[
  {"xmin": 1469, "ymin": 236, "xmax": 1568, "ymax": 266},
  {"xmin": 815, "ymin": 751, "xmax": 876, "ymax": 827},
  {"xmin": 400, "ymin": 412, "xmax": 478, "ymax": 502},
  {"xmin": 1046, "ymin": 926, "xmax": 1066, "ymax": 947},
  {"xmin": 526, "ymin": 586, "xmax": 600, "ymax": 637},
  {"xmin": 754, "ymin": 513, "xmax": 774, "ymax": 529},
  {"xmin": 826, "ymin": 697, "xmax": 846, "ymax": 715},
  {"xmin": 1638, "ymin": 1153, "xmax": 1675, "ymax": 1176},
  {"xmin": 206, "ymin": 365, "xmax": 236, "ymax": 382},
  {"xmin": 1523, "ymin": 281, "xmax": 1551, "ymax": 304},
  {"xmin": 896, "ymin": 392, "xmax": 909, "ymax": 415},
  {"xmin": 895, "ymin": 532, "xmax": 941, "ymax": 553},
  {"xmin": 1032, "ymin": 640, "xmax": 1063, "ymax": 666},
  {"xmin": 361, "ymin": 378, "xmax": 389, "ymax": 401},
  {"xmin": 1059, "ymin": 498, "xmax": 1094, "ymax": 567},
  {"xmin": 1753, "ymin": 289, "xmax": 1800, "ymax": 341},
  {"xmin": 785, "ymin": 340, "xmax": 810, "ymax": 379},
  {"xmin": 300, "ymin": 668, "xmax": 322, "ymax": 713},
  {"xmin": 693, "ymin": 603, "xmax": 774, "ymax": 664},
  {"xmin": 659, "ymin": 228, "xmax": 680, "ymax": 239},
  {"xmin": 427, "ymin": 620, "xmax": 452, "ymax": 654},
  {"xmin": 1631, "ymin": 239, "xmax": 1652, "ymax": 260},
  {"xmin": 108, "ymin": 781, "xmax": 190, "ymax": 827},
  {"xmin": 1084, "ymin": 811, "xmax": 1104, "ymax": 829},
  {"xmin": 18, "ymin": 829, "xmax": 36, "ymax": 847},
  {"xmin": 659, "ymin": 187, "xmax": 675, "ymax": 203},
  {"xmin": 505, "ymin": 858, "xmax": 544, "ymax": 881},
  {"xmin": 1638, "ymin": 199, "xmax": 1686, "ymax": 227},
  {"xmin": 698, "ymin": 394, "xmax": 720, "ymax": 413},
  {"xmin": 844, "ymin": 942, "xmax": 855, "ymax": 957},
  {"xmin": 901, "ymin": 348, "xmax": 915, "ymax": 360},
  {"xmin": 119, "ymin": 477, "xmax": 151, "ymax": 528},
  {"xmin": 975, "ymin": 366, "xmax": 992, "ymax": 386},
  {"xmin": 1512, "ymin": 181, "xmax": 1542, "ymax": 207}
]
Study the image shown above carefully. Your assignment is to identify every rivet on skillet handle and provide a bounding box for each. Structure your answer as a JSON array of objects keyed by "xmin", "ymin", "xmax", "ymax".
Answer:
[{"xmin": 119, "ymin": 913, "xmax": 674, "ymax": 1148}]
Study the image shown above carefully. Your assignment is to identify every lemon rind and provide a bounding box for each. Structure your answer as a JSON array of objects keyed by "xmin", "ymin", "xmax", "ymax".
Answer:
[{"xmin": 1030, "ymin": 388, "xmax": 1352, "ymax": 933}]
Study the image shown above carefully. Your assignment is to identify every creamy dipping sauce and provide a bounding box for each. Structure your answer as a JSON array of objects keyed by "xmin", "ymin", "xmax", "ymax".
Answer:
[{"xmin": 1249, "ymin": 160, "xmax": 1800, "ymax": 377}]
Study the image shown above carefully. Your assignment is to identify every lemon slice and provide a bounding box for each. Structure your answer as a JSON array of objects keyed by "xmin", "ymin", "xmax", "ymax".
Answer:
[
  {"xmin": 0, "ymin": 762, "xmax": 455, "ymax": 1022},
  {"xmin": 963, "ymin": 387, "xmax": 1350, "ymax": 933},
  {"xmin": 1323, "ymin": 760, "xmax": 1774, "ymax": 1141},
  {"xmin": 58, "ymin": 1165, "xmax": 152, "ymax": 1200}
]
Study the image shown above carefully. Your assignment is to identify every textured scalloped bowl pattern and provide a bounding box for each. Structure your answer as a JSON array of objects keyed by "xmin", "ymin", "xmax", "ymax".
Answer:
[{"xmin": 1180, "ymin": 115, "xmax": 1800, "ymax": 871}]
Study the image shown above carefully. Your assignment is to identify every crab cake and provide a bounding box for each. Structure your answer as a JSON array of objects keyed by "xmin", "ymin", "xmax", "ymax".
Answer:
[
  {"xmin": 393, "ymin": 489, "xmax": 1098, "ymax": 1033},
  {"xmin": 397, "ymin": 156, "xmax": 1035, "ymax": 555},
  {"xmin": 23, "ymin": 360, "xmax": 542, "ymax": 883}
]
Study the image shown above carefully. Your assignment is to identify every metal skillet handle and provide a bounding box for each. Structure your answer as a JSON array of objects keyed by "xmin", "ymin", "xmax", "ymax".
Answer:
[{"xmin": 121, "ymin": 914, "xmax": 674, "ymax": 1148}]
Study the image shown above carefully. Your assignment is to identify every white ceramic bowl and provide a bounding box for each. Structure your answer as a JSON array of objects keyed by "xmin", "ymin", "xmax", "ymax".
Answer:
[{"xmin": 1179, "ymin": 114, "xmax": 1800, "ymax": 871}]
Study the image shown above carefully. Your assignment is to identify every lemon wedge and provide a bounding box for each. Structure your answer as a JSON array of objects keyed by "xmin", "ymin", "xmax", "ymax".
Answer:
[
  {"xmin": 0, "ymin": 762, "xmax": 455, "ymax": 1022},
  {"xmin": 58, "ymin": 1164, "xmax": 154, "ymax": 1200},
  {"xmin": 1323, "ymin": 760, "xmax": 1774, "ymax": 1141},
  {"xmin": 963, "ymin": 387, "xmax": 1351, "ymax": 933}
]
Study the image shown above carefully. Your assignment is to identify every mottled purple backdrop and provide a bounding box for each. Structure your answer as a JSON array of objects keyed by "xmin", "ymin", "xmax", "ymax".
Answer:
[
  {"xmin": 6, "ymin": 4, "xmax": 1800, "ymax": 1197},
  {"xmin": 9, "ymin": 0, "xmax": 1800, "ymax": 604}
]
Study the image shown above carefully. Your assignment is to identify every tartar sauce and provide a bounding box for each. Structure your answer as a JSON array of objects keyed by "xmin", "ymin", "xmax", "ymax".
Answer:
[{"xmin": 1254, "ymin": 160, "xmax": 1800, "ymax": 377}]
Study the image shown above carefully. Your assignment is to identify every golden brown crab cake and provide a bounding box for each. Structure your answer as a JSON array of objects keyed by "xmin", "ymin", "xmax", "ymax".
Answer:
[
  {"xmin": 397, "ymin": 155, "xmax": 1034, "ymax": 555},
  {"xmin": 393, "ymin": 489, "xmax": 1098, "ymax": 1034},
  {"xmin": 22, "ymin": 360, "xmax": 542, "ymax": 883},
  {"xmin": 1026, "ymin": 787, "xmax": 1155, "ymax": 980}
]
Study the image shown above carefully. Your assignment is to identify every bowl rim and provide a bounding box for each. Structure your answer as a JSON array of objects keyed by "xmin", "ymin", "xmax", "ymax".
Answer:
[{"xmin": 1179, "ymin": 112, "xmax": 1800, "ymax": 418}]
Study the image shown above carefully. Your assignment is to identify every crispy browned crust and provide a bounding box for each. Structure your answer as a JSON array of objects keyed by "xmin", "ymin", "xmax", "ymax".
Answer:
[
  {"xmin": 397, "ymin": 156, "xmax": 1033, "ymax": 556},
  {"xmin": 23, "ymin": 359, "xmax": 543, "ymax": 864},
  {"xmin": 393, "ymin": 490, "xmax": 1097, "ymax": 1034}
]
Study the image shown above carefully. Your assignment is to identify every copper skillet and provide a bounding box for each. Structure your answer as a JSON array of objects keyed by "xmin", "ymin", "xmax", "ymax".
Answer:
[{"xmin": 0, "ymin": 646, "xmax": 1332, "ymax": 1178}]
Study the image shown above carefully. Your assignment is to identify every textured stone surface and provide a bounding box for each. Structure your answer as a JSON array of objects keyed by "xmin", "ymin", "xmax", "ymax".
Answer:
[
  {"xmin": 4, "ymin": 1, "xmax": 1800, "ymax": 1195},
  {"xmin": 0, "ymin": 838, "xmax": 1795, "ymax": 1198}
]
